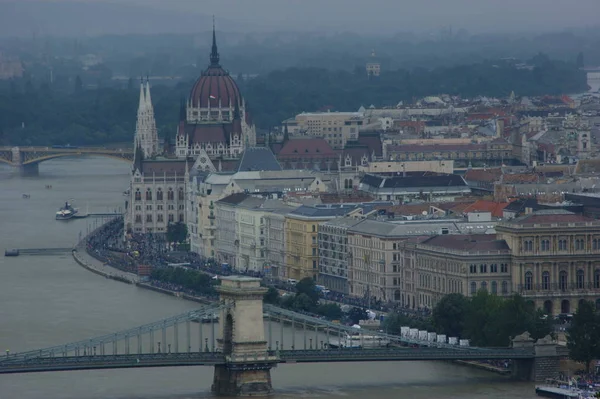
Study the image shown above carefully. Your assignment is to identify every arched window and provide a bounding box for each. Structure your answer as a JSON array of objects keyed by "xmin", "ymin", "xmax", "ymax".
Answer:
[
  {"xmin": 595, "ymin": 269, "xmax": 600, "ymax": 289},
  {"xmin": 470, "ymin": 281, "xmax": 476, "ymax": 295},
  {"xmin": 542, "ymin": 271, "xmax": 550, "ymax": 290},
  {"xmin": 491, "ymin": 281, "xmax": 497, "ymax": 295},
  {"xmin": 167, "ymin": 188, "xmax": 174, "ymax": 201},
  {"xmin": 156, "ymin": 188, "xmax": 163, "ymax": 201},
  {"xmin": 145, "ymin": 188, "xmax": 152, "ymax": 201},
  {"xmin": 559, "ymin": 271, "xmax": 568, "ymax": 291},
  {"xmin": 481, "ymin": 281, "xmax": 488, "ymax": 292},
  {"xmin": 134, "ymin": 189, "xmax": 141, "ymax": 201},
  {"xmin": 179, "ymin": 213, "xmax": 184, "ymax": 222},
  {"xmin": 524, "ymin": 271, "xmax": 533, "ymax": 291},
  {"xmin": 577, "ymin": 269, "xmax": 585, "ymax": 289},
  {"xmin": 501, "ymin": 281, "xmax": 508, "ymax": 295},
  {"xmin": 541, "ymin": 239, "xmax": 550, "ymax": 251},
  {"xmin": 178, "ymin": 188, "xmax": 184, "ymax": 201}
]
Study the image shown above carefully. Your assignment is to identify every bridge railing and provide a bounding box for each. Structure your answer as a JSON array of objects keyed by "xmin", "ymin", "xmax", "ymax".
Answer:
[{"xmin": 263, "ymin": 304, "xmax": 495, "ymax": 352}]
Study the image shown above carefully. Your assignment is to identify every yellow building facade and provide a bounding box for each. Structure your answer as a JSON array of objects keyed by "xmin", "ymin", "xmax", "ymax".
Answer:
[{"xmin": 284, "ymin": 207, "xmax": 348, "ymax": 280}]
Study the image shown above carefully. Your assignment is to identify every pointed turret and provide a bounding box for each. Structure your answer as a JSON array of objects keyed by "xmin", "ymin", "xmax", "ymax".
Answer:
[
  {"xmin": 134, "ymin": 79, "xmax": 159, "ymax": 158},
  {"xmin": 144, "ymin": 79, "xmax": 153, "ymax": 109},
  {"xmin": 283, "ymin": 122, "xmax": 290, "ymax": 143},
  {"xmin": 138, "ymin": 77, "xmax": 145, "ymax": 111},
  {"xmin": 210, "ymin": 16, "xmax": 220, "ymax": 67}
]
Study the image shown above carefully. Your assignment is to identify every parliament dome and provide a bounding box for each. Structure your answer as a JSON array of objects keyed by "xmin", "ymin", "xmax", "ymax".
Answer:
[{"xmin": 189, "ymin": 26, "xmax": 241, "ymax": 109}]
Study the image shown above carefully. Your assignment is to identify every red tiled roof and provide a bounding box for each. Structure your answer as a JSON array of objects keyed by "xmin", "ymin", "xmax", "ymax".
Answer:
[
  {"xmin": 184, "ymin": 122, "xmax": 242, "ymax": 145},
  {"xmin": 464, "ymin": 168, "xmax": 502, "ymax": 183},
  {"xmin": 277, "ymin": 138, "xmax": 336, "ymax": 157},
  {"xmin": 510, "ymin": 212, "xmax": 594, "ymax": 225},
  {"xmin": 421, "ymin": 234, "xmax": 510, "ymax": 252},
  {"xmin": 387, "ymin": 143, "xmax": 487, "ymax": 152},
  {"xmin": 140, "ymin": 160, "xmax": 187, "ymax": 176},
  {"xmin": 462, "ymin": 200, "xmax": 511, "ymax": 218},
  {"xmin": 501, "ymin": 173, "xmax": 539, "ymax": 184}
]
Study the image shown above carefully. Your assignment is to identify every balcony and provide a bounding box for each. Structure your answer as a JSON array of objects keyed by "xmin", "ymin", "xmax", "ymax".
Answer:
[
  {"xmin": 517, "ymin": 282, "xmax": 600, "ymax": 298},
  {"xmin": 207, "ymin": 224, "xmax": 217, "ymax": 230}
]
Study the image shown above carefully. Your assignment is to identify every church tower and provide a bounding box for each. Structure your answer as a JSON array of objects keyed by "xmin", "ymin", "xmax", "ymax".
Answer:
[{"xmin": 134, "ymin": 78, "xmax": 159, "ymax": 159}]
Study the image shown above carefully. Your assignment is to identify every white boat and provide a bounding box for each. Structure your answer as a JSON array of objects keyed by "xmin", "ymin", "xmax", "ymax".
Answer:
[
  {"xmin": 56, "ymin": 201, "xmax": 78, "ymax": 220},
  {"xmin": 327, "ymin": 329, "xmax": 390, "ymax": 349}
]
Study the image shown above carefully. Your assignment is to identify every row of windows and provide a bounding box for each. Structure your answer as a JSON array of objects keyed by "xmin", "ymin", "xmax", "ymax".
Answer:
[
  {"xmin": 523, "ymin": 270, "xmax": 600, "ymax": 291},
  {"xmin": 470, "ymin": 281, "xmax": 509, "ymax": 295},
  {"xmin": 134, "ymin": 187, "xmax": 184, "ymax": 201},
  {"xmin": 134, "ymin": 213, "xmax": 184, "ymax": 223},
  {"xmin": 468, "ymin": 263, "xmax": 509, "ymax": 274},
  {"xmin": 523, "ymin": 238, "xmax": 600, "ymax": 252}
]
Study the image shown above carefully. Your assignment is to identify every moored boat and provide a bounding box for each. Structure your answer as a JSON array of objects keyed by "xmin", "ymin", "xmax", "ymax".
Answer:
[{"xmin": 56, "ymin": 201, "xmax": 79, "ymax": 220}]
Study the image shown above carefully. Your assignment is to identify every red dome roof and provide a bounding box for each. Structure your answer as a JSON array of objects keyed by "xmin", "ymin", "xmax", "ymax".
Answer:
[
  {"xmin": 189, "ymin": 66, "xmax": 241, "ymax": 108},
  {"xmin": 188, "ymin": 25, "xmax": 242, "ymax": 109}
]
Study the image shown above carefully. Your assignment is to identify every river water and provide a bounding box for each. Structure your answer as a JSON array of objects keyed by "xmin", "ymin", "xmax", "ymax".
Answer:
[{"xmin": 0, "ymin": 157, "xmax": 537, "ymax": 398}]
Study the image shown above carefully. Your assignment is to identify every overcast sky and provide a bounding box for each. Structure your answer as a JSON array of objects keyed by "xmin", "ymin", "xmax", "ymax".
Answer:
[{"xmin": 5, "ymin": 0, "xmax": 600, "ymax": 36}]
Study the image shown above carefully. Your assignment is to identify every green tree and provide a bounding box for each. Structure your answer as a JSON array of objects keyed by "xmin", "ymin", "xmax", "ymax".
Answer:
[
  {"xmin": 295, "ymin": 277, "xmax": 319, "ymax": 306},
  {"xmin": 293, "ymin": 293, "xmax": 315, "ymax": 312},
  {"xmin": 167, "ymin": 222, "xmax": 188, "ymax": 243},
  {"xmin": 263, "ymin": 287, "xmax": 280, "ymax": 305},
  {"xmin": 567, "ymin": 300, "xmax": 600, "ymax": 373},
  {"xmin": 316, "ymin": 303, "xmax": 343, "ymax": 320},
  {"xmin": 432, "ymin": 293, "xmax": 469, "ymax": 338},
  {"xmin": 383, "ymin": 312, "xmax": 434, "ymax": 334},
  {"xmin": 464, "ymin": 290, "xmax": 504, "ymax": 346}
]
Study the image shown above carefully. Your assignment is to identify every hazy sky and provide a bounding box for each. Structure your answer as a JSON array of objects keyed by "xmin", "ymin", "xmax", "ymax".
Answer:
[{"xmin": 6, "ymin": 0, "xmax": 600, "ymax": 36}]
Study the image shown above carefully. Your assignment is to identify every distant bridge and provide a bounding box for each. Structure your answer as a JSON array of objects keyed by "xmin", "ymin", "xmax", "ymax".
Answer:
[
  {"xmin": 0, "ymin": 277, "xmax": 565, "ymax": 395},
  {"xmin": 0, "ymin": 146, "xmax": 134, "ymax": 175}
]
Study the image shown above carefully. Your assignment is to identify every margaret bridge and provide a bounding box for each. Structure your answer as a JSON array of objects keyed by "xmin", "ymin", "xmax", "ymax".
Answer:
[
  {"xmin": 0, "ymin": 276, "xmax": 566, "ymax": 396},
  {"xmin": 0, "ymin": 146, "xmax": 134, "ymax": 175}
]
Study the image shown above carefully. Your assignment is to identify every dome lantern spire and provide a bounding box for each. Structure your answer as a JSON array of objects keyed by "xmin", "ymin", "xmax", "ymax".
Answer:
[{"xmin": 210, "ymin": 16, "xmax": 220, "ymax": 67}]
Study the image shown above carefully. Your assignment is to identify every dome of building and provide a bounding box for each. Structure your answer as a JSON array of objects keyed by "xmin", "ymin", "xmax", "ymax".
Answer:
[{"xmin": 189, "ymin": 26, "xmax": 241, "ymax": 109}]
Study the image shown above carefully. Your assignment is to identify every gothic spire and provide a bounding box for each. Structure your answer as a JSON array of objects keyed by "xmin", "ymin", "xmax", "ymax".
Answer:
[
  {"xmin": 283, "ymin": 122, "xmax": 290, "ymax": 143},
  {"xmin": 138, "ymin": 77, "xmax": 145, "ymax": 110},
  {"xmin": 210, "ymin": 16, "xmax": 220, "ymax": 67},
  {"xmin": 144, "ymin": 79, "xmax": 153, "ymax": 110}
]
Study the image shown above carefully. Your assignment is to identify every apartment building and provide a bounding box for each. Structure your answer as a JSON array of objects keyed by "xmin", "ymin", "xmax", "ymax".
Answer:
[
  {"xmin": 284, "ymin": 206, "xmax": 359, "ymax": 280},
  {"xmin": 283, "ymin": 111, "xmax": 365, "ymax": 149},
  {"xmin": 264, "ymin": 205, "xmax": 299, "ymax": 279},
  {"xmin": 411, "ymin": 234, "xmax": 512, "ymax": 309},
  {"xmin": 496, "ymin": 209, "xmax": 600, "ymax": 315},
  {"xmin": 318, "ymin": 217, "xmax": 364, "ymax": 294},
  {"xmin": 215, "ymin": 193, "xmax": 297, "ymax": 273}
]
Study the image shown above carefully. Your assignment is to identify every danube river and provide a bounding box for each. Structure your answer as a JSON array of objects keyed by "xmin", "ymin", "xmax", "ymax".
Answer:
[{"xmin": 0, "ymin": 157, "xmax": 537, "ymax": 398}]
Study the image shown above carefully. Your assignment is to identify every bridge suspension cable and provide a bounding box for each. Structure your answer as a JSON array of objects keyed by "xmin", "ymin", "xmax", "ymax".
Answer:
[{"xmin": 3, "ymin": 303, "xmax": 226, "ymax": 362}]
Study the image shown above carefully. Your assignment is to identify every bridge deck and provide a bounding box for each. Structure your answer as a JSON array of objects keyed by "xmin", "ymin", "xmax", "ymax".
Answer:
[{"xmin": 0, "ymin": 347, "xmax": 533, "ymax": 374}]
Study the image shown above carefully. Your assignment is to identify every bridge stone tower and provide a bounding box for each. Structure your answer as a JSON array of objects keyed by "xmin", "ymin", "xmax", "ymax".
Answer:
[
  {"xmin": 212, "ymin": 276, "xmax": 276, "ymax": 396},
  {"xmin": 511, "ymin": 332, "xmax": 560, "ymax": 382}
]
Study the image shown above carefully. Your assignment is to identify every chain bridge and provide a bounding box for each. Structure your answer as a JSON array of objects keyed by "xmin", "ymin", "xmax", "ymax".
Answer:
[
  {"xmin": 0, "ymin": 276, "xmax": 564, "ymax": 396},
  {"xmin": 0, "ymin": 146, "xmax": 134, "ymax": 175}
]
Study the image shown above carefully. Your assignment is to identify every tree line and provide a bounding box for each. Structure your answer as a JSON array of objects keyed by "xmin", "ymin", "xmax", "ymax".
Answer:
[{"xmin": 0, "ymin": 56, "xmax": 587, "ymax": 147}]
